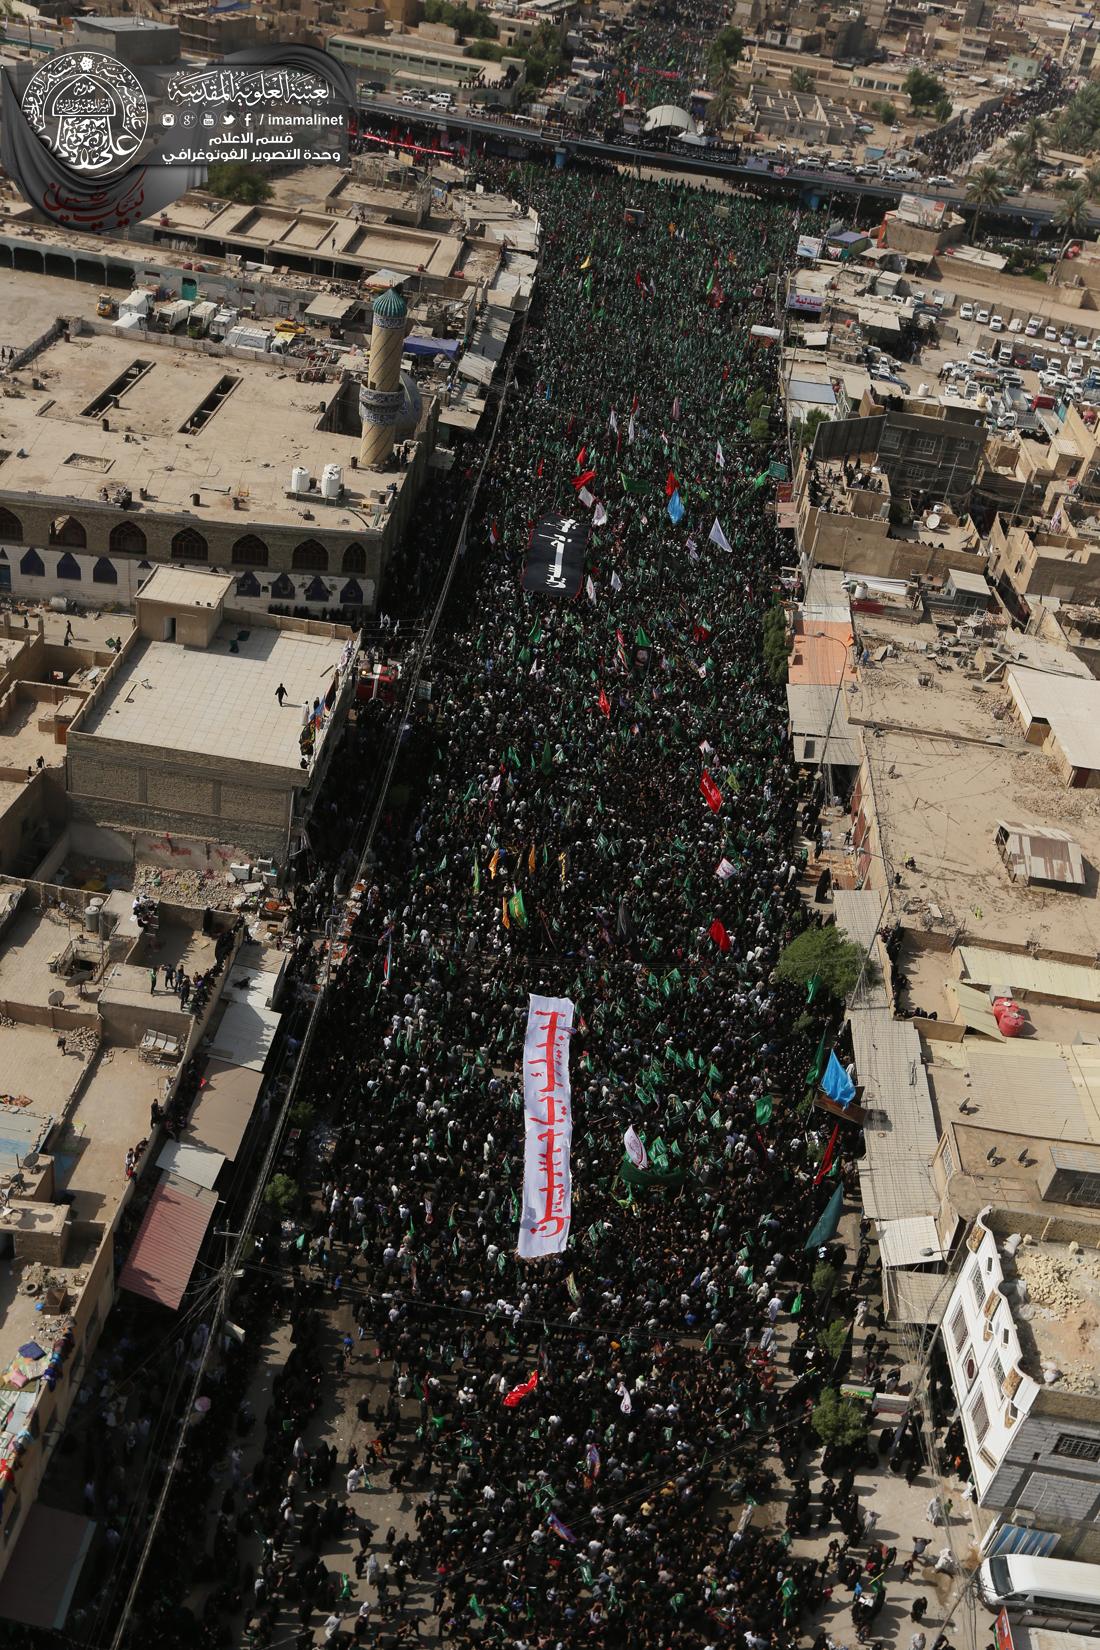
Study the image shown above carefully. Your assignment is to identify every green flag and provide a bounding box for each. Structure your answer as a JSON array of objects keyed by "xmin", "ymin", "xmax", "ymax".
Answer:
[
  {"xmin": 755, "ymin": 1095, "xmax": 774, "ymax": 1125},
  {"xmin": 806, "ymin": 1026, "xmax": 828, "ymax": 1087},
  {"xmin": 806, "ymin": 973, "xmax": 822, "ymax": 1005},
  {"xmin": 635, "ymin": 626, "xmax": 651, "ymax": 648},
  {"xmin": 541, "ymin": 740, "xmax": 554, "ymax": 775},
  {"xmin": 473, "ymin": 858, "xmax": 480, "ymax": 896},
  {"xmin": 469, "ymin": 1596, "xmax": 485, "ymax": 1621}
]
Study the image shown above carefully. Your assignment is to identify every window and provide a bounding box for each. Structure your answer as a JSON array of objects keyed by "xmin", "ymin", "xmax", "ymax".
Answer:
[
  {"xmin": 1054, "ymin": 1433, "xmax": 1100, "ymax": 1463},
  {"xmin": 970, "ymin": 1392, "xmax": 990, "ymax": 1443},
  {"xmin": 0, "ymin": 507, "xmax": 22, "ymax": 542},
  {"xmin": 19, "ymin": 549, "xmax": 44, "ymax": 577},
  {"xmin": 231, "ymin": 535, "xmax": 268, "ymax": 568},
  {"xmin": 940, "ymin": 1140, "xmax": 956, "ymax": 1181},
  {"xmin": 1064, "ymin": 1171, "xmax": 1100, "ymax": 1208},
  {"xmin": 292, "ymin": 540, "xmax": 328, "ymax": 572},
  {"xmin": 270, "ymin": 572, "xmax": 294, "ymax": 600},
  {"xmin": 55, "ymin": 552, "xmax": 81, "ymax": 581},
  {"xmin": 990, "ymin": 1352, "xmax": 1005, "ymax": 1392},
  {"xmin": 970, "ymin": 1263, "xmax": 986, "ymax": 1311},
  {"xmin": 340, "ymin": 577, "xmax": 364, "ymax": 606},
  {"xmin": 303, "ymin": 575, "xmax": 331, "ymax": 604},
  {"xmin": 92, "ymin": 557, "xmax": 118, "ymax": 584},
  {"xmin": 235, "ymin": 571, "xmax": 261, "ymax": 598},
  {"xmin": 49, "ymin": 515, "xmax": 86, "ymax": 548},
  {"xmin": 342, "ymin": 542, "xmax": 366, "ymax": 574},
  {"xmin": 171, "ymin": 528, "xmax": 207, "ymax": 563},
  {"xmin": 109, "ymin": 520, "xmax": 146, "ymax": 556},
  {"xmin": 950, "ymin": 1304, "xmax": 967, "ymax": 1351},
  {"xmin": 879, "ymin": 428, "xmax": 901, "ymax": 451}
]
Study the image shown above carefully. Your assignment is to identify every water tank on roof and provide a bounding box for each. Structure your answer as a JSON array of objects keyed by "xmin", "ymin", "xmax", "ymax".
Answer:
[
  {"xmin": 291, "ymin": 466, "xmax": 310, "ymax": 495},
  {"xmin": 321, "ymin": 463, "xmax": 342, "ymax": 500}
]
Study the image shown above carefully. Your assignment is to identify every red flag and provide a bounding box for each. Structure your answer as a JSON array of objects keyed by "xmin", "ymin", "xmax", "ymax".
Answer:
[
  {"xmin": 692, "ymin": 620, "xmax": 711, "ymax": 644},
  {"xmin": 503, "ymin": 1371, "xmax": 539, "ymax": 1408},
  {"xmin": 700, "ymin": 770, "xmax": 722, "ymax": 813},
  {"xmin": 536, "ymin": 457, "xmax": 544, "ymax": 478},
  {"xmin": 576, "ymin": 445, "xmax": 587, "ymax": 469},
  {"xmin": 616, "ymin": 87, "xmax": 626, "ymax": 107},
  {"xmin": 665, "ymin": 470, "xmax": 678, "ymax": 498},
  {"xmin": 814, "ymin": 1123, "xmax": 840, "ymax": 1188},
  {"xmin": 489, "ymin": 520, "xmax": 500, "ymax": 545},
  {"xmin": 598, "ymin": 686, "xmax": 611, "ymax": 718},
  {"xmin": 708, "ymin": 918, "xmax": 730, "ymax": 953},
  {"xmin": 574, "ymin": 468, "xmax": 596, "ymax": 491},
  {"xmin": 634, "ymin": 269, "xmax": 644, "ymax": 288}
]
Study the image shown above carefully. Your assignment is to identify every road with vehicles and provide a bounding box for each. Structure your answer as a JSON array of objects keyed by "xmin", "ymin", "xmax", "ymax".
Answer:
[{"xmin": 355, "ymin": 94, "xmax": 1093, "ymax": 231}]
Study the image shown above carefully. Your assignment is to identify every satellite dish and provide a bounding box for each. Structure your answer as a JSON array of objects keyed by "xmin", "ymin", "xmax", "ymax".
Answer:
[
  {"xmin": 927, "ymin": 513, "xmax": 941, "ymax": 529},
  {"xmin": 47, "ymin": 989, "xmax": 64, "ymax": 1007}
]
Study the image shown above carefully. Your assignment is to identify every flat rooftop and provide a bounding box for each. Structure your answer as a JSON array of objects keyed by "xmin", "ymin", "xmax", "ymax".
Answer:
[
  {"xmin": 0, "ymin": 330, "xmax": 409, "ymax": 532},
  {"xmin": 77, "ymin": 625, "xmax": 345, "ymax": 774}
]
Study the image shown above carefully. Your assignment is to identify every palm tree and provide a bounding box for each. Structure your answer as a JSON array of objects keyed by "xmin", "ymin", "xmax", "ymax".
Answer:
[
  {"xmin": 1004, "ymin": 133, "xmax": 1037, "ymax": 191},
  {"xmin": 1053, "ymin": 182, "xmax": 1092, "ymax": 240},
  {"xmin": 790, "ymin": 67, "xmax": 816, "ymax": 94},
  {"xmin": 965, "ymin": 165, "xmax": 1006, "ymax": 242},
  {"xmin": 1021, "ymin": 115, "xmax": 1048, "ymax": 159},
  {"xmin": 710, "ymin": 66, "xmax": 740, "ymax": 133}
]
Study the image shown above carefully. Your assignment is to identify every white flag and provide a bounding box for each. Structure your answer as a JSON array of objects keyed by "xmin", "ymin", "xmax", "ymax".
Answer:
[
  {"xmin": 716, "ymin": 857, "xmax": 736, "ymax": 880},
  {"xmin": 578, "ymin": 486, "xmax": 595, "ymax": 509},
  {"xmin": 593, "ymin": 501, "xmax": 608, "ymax": 528},
  {"xmin": 624, "ymin": 1125, "xmax": 648, "ymax": 1170},
  {"xmin": 700, "ymin": 738, "xmax": 713, "ymax": 755},
  {"xmin": 608, "ymin": 408, "xmax": 618, "ymax": 434},
  {"xmin": 627, "ymin": 413, "xmax": 635, "ymax": 445},
  {"xmin": 709, "ymin": 518, "xmax": 733, "ymax": 553},
  {"xmin": 715, "ymin": 441, "xmax": 725, "ymax": 469},
  {"xmin": 585, "ymin": 575, "xmax": 597, "ymax": 604},
  {"xmin": 617, "ymin": 1382, "xmax": 633, "ymax": 1415},
  {"xmin": 610, "ymin": 570, "xmax": 622, "ymax": 593}
]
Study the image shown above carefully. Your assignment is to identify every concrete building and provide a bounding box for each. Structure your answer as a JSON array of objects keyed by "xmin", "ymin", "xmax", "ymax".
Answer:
[
  {"xmin": 813, "ymin": 401, "xmax": 988, "ymax": 510},
  {"xmin": 938, "ymin": 1208, "xmax": 1100, "ymax": 1558},
  {"xmin": 65, "ymin": 568, "xmax": 356, "ymax": 865},
  {"xmin": 326, "ymin": 28, "xmax": 526, "ymax": 103}
]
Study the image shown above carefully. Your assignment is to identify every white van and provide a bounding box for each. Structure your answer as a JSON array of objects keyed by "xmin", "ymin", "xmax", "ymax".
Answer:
[{"xmin": 977, "ymin": 1554, "xmax": 1100, "ymax": 1626}]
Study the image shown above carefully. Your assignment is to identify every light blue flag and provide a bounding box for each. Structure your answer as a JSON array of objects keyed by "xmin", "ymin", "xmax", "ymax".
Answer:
[
  {"xmin": 667, "ymin": 489, "xmax": 684, "ymax": 526},
  {"xmin": 821, "ymin": 1051, "xmax": 856, "ymax": 1108}
]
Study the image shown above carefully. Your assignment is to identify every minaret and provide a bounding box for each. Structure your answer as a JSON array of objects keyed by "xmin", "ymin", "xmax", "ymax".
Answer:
[{"xmin": 358, "ymin": 286, "xmax": 408, "ymax": 470}]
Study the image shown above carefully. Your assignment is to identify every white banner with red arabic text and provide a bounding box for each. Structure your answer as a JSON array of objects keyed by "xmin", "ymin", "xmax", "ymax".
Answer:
[{"xmin": 518, "ymin": 993, "xmax": 574, "ymax": 1259}]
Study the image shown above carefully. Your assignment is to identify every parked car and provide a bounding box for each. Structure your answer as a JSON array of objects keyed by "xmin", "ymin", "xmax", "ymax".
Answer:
[
  {"xmin": 960, "ymin": 302, "xmax": 975, "ymax": 320},
  {"xmin": 1045, "ymin": 325, "xmax": 1059, "ymax": 342},
  {"xmin": 1025, "ymin": 317, "xmax": 1040, "ymax": 336},
  {"xmin": 990, "ymin": 314, "xmax": 1005, "ymax": 332},
  {"xmin": 1007, "ymin": 317, "xmax": 1023, "ymax": 333},
  {"xmin": 976, "ymin": 308, "xmax": 990, "ymax": 323}
]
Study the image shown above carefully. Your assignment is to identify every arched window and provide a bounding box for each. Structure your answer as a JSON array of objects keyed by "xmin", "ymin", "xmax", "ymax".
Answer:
[
  {"xmin": 235, "ymin": 571, "xmax": 261, "ymax": 598},
  {"xmin": 49, "ymin": 516, "xmax": 86, "ymax": 548},
  {"xmin": 303, "ymin": 576, "xmax": 331, "ymax": 604},
  {"xmin": 0, "ymin": 508, "xmax": 22, "ymax": 542},
  {"xmin": 19, "ymin": 549, "xmax": 44, "ymax": 577},
  {"xmin": 292, "ymin": 540, "xmax": 328, "ymax": 572},
  {"xmin": 270, "ymin": 572, "xmax": 294, "ymax": 600},
  {"xmin": 231, "ymin": 535, "xmax": 268, "ymax": 568},
  {"xmin": 341, "ymin": 543, "xmax": 366, "ymax": 574},
  {"xmin": 92, "ymin": 557, "xmax": 118, "ymax": 584},
  {"xmin": 171, "ymin": 529, "xmax": 207, "ymax": 563},
  {"xmin": 55, "ymin": 552, "xmax": 81, "ymax": 581},
  {"xmin": 340, "ymin": 578, "xmax": 364, "ymax": 606},
  {"xmin": 109, "ymin": 521, "xmax": 146, "ymax": 556}
]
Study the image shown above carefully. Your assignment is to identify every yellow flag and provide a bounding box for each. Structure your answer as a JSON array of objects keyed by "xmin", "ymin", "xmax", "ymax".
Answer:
[
  {"xmin": 528, "ymin": 843, "xmax": 536, "ymax": 875},
  {"xmin": 501, "ymin": 896, "xmax": 510, "ymax": 929},
  {"xmin": 558, "ymin": 852, "xmax": 567, "ymax": 886},
  {"xmin": 490, "ymin": 849, "xmax": 500, "ymax": 881},
  {"xmin": 580, "ymin": 254, "xmax": 591, "ymax": 270}
]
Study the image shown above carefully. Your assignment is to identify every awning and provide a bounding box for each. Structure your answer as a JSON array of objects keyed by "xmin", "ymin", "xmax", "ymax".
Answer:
[
  {"xmin": 0, "ymin": 1505, "xmax": 94, "ymax": 1629},
  {"xmin": 404, "ymin": 334, "xmax": 461, "ymax": 359},
  {"xmin": 155, "ymin": 1139, "xmax": 226, "ymax": 1190},
  {"xmin": 304, "ymin": 293, "xmax": 357, "ymax": 324},
  {"xmin": 207, "ymin": 999, "xmax": 280, "ymax": 1072},
  {"xmin": 945, "ymin": 979, "xmax": 1005, "ymax": 1040},
  {"xmin": 118, "ymin": 1176, "xmax": 217, "ymax": 1310},
  {"xmin": 884, "ymin": 1268, "xmax": 948, "ymax": 1324},
  {"xmin": 184, "ymin": 1058, "xmax": 264, "ymax": 1161},
  {"xmin": 878, "ymin": 1215, "xmax": 949, "ymax": 1269}
]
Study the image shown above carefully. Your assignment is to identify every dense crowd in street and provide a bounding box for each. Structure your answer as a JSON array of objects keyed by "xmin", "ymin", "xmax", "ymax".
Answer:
[{"xmin": 191, "ymin": 159, "xmax": 940, "ymax": 1650}]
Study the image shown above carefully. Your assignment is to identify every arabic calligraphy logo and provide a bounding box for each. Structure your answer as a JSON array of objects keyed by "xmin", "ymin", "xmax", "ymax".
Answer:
[{"xmin": 21, "ymin": 50, "xmax": 148, "ymax": 177}]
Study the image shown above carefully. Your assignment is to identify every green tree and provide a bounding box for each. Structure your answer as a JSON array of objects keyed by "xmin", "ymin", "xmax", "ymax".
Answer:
[
  {"xmin": 707, "ymin": 24, "xmax": 743, "ymax": 73},
  {"xmin": 1004, "ymin": 133, "xmax": 1038, "ymax": 191},
  {"xmin": 1020, "ymin": 114, "xmax": 1047, "ymax": 157},
  {"xmin": 710, "ymin": 65, "xmax": 741, "ymax": 131},
  {"xmin": 811, "ymin": 1387, "xmax": 868, "ymax": 1449},
  {"xmin": 902, "ymin": 67, "xmax": 943, "ymax": 108},
  {"xmin": 263, "ymin": 1173, "xmax": 300, "ymax": 1216},
  {"xmin": 820, "ymin": 1318, "xmax": 850, "ymax": 1362},
  {"xmin": 1054, "ymin": 182, "xmax": 1092, "ymax": 239},
  {"xmin": 796, "ymin": 406, "xmax": 832, "ymax": 452},
  {"xmin": 932, "ymin": 96, "xmax": 952, "ymax": 124},
  {"xmin": 1054, "ymin": 82, "xmax": 1100, "ymax": 152},
  {"xmin": 964, "ymin": 165, "xmax": 1006, "ymax": 243},
  {"xmin": 777, "ymin": 924, "xmax": 868, "ymax": 1002},
  {"xmin": 875, "ymin": 99, "xmax": 897, "ymax": 126},
  {"xmin": 812, "ymin": 1259, "xmax": 838, "ymax": 1308},
  {"xmin": 207, "ymin": 162, "xmax": 272, "ymax": 204},
  {"xmin": 790, "ymin": 67, "xmax": 816, "ymax": 94},
  {"xmin": 762, "ymin": 604, "xmax": 789, "ymax": 684}
]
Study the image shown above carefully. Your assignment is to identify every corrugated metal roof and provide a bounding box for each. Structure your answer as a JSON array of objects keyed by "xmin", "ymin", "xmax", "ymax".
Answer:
[
  {"xmin": 1006, "ymin": 667, "xmax": 1100, "ymax": 771},
  {"xmin": 207, "ymin": 999, "xmax": 280, "ymax": 1072},
  {"xmin": 788, "ymin": 622, "xmax": 856, "ymax": 687},
  {"xmin": 183, "ymin": 1058, "xmax": 264, "ymax": 1161},
  {"xmin": 945, "ymin": 979, "xmax": 1004, "ymax": 1040},
  {"xmin": 118, "ymin": 1176, "xmax": 217, "ymax": 1310},
  {"xmin": 995, "ymin": 821, "xmax": 1085, "ymax": 888},
  {"xmin": 878, "ymin": 1215, "xmax": 949, "ymax": 1269},
  {"xmin": 0, "ymin": 1505, "xmax": 95, "ymax": 1630},
  {"xmin": 834, "ymin": 888, "xmax": 890, "ymax": 1013},
  {"xmin": 155, "ymin": 1140, "xmax": 226, "ymax": 1190},
  {"xmin": 959, "ymin": 946, "xmax": 1100, "ymax": 1006},
  {"xmin": 965, "ymin": 1046, "xmax": 1089, "ymax": 1141},
  {"xmin": 884, "ymin": 1267, "xmax": 950, "ymax": 1324},
  {"xmin": 853, "ymin": 1009, "xmax": 940, "ymax": 1222}
]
